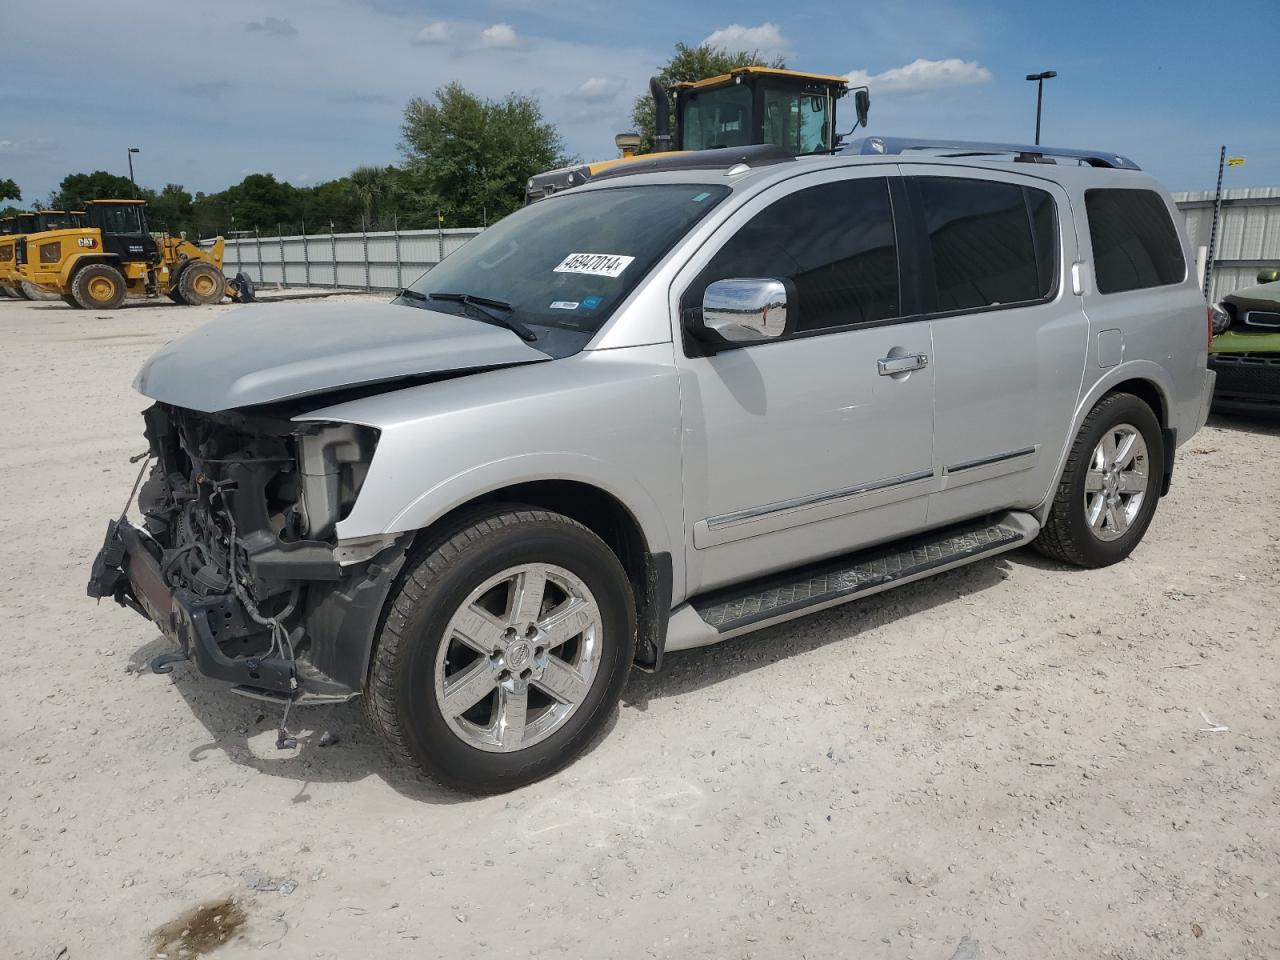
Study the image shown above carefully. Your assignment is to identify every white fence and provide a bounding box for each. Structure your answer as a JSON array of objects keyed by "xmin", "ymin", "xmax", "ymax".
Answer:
[
  {"xmin": 218, "ymin": 191, "xmax": 1280, "ymax": 303},
  {"xmin": 221, "ymin": 227, "xmax": 485, "ymax": 293}
]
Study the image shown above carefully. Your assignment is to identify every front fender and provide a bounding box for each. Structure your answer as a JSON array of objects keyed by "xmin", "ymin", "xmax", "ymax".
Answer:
[{"xmin": 359, "ymin": 450, "xmax": 675, "ymax": 560}]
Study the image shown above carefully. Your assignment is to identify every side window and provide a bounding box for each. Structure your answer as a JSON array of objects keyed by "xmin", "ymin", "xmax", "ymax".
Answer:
[
  {"xmin": 916, "ymin": 177, "xmax": 1058, "ymax": 313},
  {"xmin": 687, "ymin": 177, "xmax": 900, "ymax": 333},
  {"xmin": 1085, "ymin": 188, "xmax": 1186, "ymax": 294}
]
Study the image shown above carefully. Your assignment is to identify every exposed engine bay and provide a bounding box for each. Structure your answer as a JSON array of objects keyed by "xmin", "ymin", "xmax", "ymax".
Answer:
[{"xmin": 89, "ymin": 403, "xmax": 411, "ymax": 730}]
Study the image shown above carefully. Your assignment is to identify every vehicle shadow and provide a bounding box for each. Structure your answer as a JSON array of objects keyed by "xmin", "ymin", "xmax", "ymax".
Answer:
[
  {"xmin": 128, "ymin": 548, "xmax": 1020, "ymax": 801},
  {"xmin": 127, "ymin": 635, "xmax": 620, "ymax": 805},
  {"xmin": 1206, "ymin": 411, "xmax": 1280, "ymax": 435},
  {"xmin": 624, "ymin": 550, "xmax": 1019, "ymax": 709}
]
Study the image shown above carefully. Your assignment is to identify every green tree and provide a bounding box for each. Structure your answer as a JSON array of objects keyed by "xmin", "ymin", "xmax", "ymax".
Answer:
[
  {"xmin": 220, "ymin": 173, "xmax": 301, "ymax": 233},
  {"xmin": 631, "ymin": 42, "xmax": 787, "ymax": 154},
  {"xmin": 0, "ymin": 178, "xmax": 19, "ymax": 202},
  {"xmin": 147, "ymin": 183, "xmax": 195, "ymax": 235},
  {"xmin": 400, "ymin": 83, "xmax": 570, "ymax": 227},
  {"xmin": 346, "ymin": 165, "xmax": 401, "ymax": 229},
  {"xmin": 51, "ymin": 170, "xmax": 139, "ymax": 209}
]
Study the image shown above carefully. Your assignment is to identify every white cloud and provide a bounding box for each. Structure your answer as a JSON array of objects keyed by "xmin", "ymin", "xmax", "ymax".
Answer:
[
  {"xmin": 846, "ymin": 58, "xmax": 992, "ymax": 94},
  {"xmin": 478, "ymin": 23, "xmax": 520, "ymax": 49},
  {"xmin": 699, "ymin": 23, "xmax": 790, "ymax": 61},
  {"xmin": 244, "ymin": 16, "xmax": 297, "ymax": 38},
  {"xmin": 567, "ymin": 76, "xmax": 625, "ymax": 102},
  {"xmin": 412, "ymin": 21, "xmax": 449, "ymax": 45},
  {"xmin": 0, "ymin": 137, "xmax": 56, "ymax": 156}
]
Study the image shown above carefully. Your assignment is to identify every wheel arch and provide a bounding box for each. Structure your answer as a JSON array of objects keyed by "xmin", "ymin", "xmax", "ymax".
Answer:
[
  {"xmin": 399, "ymin": 479, "xmax": 673, "ymax": 670},
  {"xmin": 63, "ymin": 254, "xmax": 122, "ymax": 289},
  {"xmin": 1037, "ymin": 363, "xmax": 1176, "ymax": 523}
]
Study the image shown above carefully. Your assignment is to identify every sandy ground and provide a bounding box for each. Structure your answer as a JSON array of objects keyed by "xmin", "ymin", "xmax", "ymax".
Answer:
[{"xmin": 1, "ymin": 293, "xmax": 1277, "ymax": 960}]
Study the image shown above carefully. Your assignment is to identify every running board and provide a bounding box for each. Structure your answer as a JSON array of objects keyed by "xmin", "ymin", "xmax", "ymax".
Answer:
[{"xmin": 666, "ymin": 512, "xmax": 1038, "ymax": 651}]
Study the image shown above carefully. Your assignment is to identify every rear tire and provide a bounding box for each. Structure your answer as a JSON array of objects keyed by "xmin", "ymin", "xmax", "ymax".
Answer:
[
  {"xmin": 367, "ymin": 506, "xmax": 636, "ymax": 793},
  {"xmin": 178, "ymin": 261, "xmax": 226, "ymax": 305},
  {"xmin": 1034, "ymin": 392, "xmax": 1164, "ymax": 568},
  {"xmin": 71, "ymin": 263, "xmax": 127, "ymax": 310}
]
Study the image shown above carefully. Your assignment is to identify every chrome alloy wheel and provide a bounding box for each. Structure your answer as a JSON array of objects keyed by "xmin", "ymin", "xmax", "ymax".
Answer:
[
  {"xmin": 434, "ymin": 563, "xmax": 602, "ymax": 753},
  {"xmin": 1084, "ymin": 423, "xmax": 1149, "ymax": 542}
]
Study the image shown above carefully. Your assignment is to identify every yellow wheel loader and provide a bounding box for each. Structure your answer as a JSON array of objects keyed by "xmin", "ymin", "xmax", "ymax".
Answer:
[
  {"xmin": 526, "ymin": 67, "xmax": 870, "ymax": 201},
  {"xmin": 15, "ymin": 199, "xmax": 254, "ymax": 309},
  {"xmin": 0, "ymin": 210, "xmax": 84, "ymax": 299}
]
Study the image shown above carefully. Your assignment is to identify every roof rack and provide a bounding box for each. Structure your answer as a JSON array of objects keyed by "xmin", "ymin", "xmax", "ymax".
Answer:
[{"xmin": 841, "ymin": 136, "xmax": 1140, "ymax": 171}]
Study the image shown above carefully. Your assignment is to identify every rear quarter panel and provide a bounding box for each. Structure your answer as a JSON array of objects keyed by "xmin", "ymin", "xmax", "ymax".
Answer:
[{"xmin": 1073, "ymin": 179, "xmax": 1209, "ymax": 446}]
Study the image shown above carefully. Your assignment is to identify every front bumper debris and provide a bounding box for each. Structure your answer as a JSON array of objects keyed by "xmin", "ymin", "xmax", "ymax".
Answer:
[{"xmin": 89, "ymin": 519, "xmax": 298, "ymax": 693}]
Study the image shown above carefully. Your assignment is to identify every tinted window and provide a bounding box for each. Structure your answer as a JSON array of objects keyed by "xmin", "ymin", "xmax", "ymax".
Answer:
[
  {"xmin": 917, "ymin": 177, "xmax": 1057, "ymax": 313},
  {"xmin": 96, "ymin": 205, "xmax": 144, "ymax": 235},
  {"xmin": 682, "ymin": 86, "xmax": 754, "ymax": 150},
  {"xmin": 1085, "ymin": 188, "xmax": 1185, "ymax": 294},
  {"xmin": 688, "ymin": 177, "xmax": 900, "ymax": 332}
]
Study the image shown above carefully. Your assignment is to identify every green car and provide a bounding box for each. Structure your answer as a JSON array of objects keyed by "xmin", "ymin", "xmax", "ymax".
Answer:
[{"xmin": 1210, "ymin": 268, "xmax": 1280, "ymax": 413}]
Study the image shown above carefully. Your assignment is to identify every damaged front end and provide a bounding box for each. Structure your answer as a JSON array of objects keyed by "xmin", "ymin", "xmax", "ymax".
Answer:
[{"xmin": 88, "ymin": 403, "xmax": 410, "ymax": 711}]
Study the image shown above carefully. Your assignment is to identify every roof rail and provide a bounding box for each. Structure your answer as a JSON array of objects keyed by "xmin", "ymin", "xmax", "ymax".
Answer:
[{"xmin": 841, "ymin": 136, "xmax": 1140, "ymax": 171}]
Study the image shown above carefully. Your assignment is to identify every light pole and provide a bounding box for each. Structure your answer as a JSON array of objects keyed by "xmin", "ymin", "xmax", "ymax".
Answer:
[
  {"xmin": 1024, "ymin": 71, "xmax": 1057, "ymax": 145},
  {"xmin": 127, "ymin": 147, "xmax": 140, "ymax": 197}
]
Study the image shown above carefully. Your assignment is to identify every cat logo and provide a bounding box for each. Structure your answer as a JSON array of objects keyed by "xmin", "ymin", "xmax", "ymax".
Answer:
[{"xmin": 77, "ymin": 237, "xmax": 96, "ymax": 248}]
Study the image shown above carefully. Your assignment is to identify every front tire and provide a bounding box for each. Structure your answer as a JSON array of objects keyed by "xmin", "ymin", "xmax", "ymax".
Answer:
[
  {"xmin": 1035, "ymin": 392, "xmax": 1164, "ymax": 568},
  {"xmin": 367, "ymin": 507, "xmax": 636, "ymax": 793},
  {"xmin": 61, "ymin": 294, "xmax": 82, "ymax": 309},
  {"xmin": 178, "ymin": 261, "xmax": 226, "ymax": 305}
]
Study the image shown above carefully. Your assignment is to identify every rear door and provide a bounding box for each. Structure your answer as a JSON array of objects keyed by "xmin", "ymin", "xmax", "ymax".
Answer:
[
  {"xmin": 670, "ymin": 166, "xmax": 936, "ymax": 594},
  {"xmin": 901, "ymin": 166, "xmax": 1085, "ymax": 524}
]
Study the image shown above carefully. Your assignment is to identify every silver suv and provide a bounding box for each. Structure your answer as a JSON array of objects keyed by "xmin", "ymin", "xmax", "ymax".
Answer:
[{"xmin": 89, "ymin": 138, "xmax": 1215, "ymax": 792}]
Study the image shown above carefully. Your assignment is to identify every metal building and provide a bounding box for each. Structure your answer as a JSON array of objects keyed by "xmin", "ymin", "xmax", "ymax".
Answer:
[{"xmin": 1174, "ymin": 188, "xmax": 1280, "ymax": 301}]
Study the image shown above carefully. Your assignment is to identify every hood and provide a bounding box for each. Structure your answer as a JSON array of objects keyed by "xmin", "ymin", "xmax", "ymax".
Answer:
[
  {"xmin": 134, "ymin": 301, "xmax": 551, "ymax": 413},
  {"xmin": 1223, "ymin": 279, "xmax": 1280, "ymax": 313}
]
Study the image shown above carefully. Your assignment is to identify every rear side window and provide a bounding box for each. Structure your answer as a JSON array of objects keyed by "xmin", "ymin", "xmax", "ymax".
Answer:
[
  {"xmin": 687, "ymin": 176, "xmax": 900, "ymax": 333},
  {"xmin": 915, "ymin": 177, "xmax": 1058, "ymax": 313},
  {"xmin": 1085, "ymin": 188, "xmax": 1186, "ymax": 294}
]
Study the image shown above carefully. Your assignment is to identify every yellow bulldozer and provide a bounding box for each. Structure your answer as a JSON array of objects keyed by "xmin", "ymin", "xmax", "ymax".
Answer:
[
  {"xmin": 0, "ymin": 210, "xmax": 84, "ymax": 299},
  {"xmin": 526, "ymin": 67, "xmax": 870, "ymax": 201},
  {"xmin": 15, "ymin": 199, "xmax": 253, "ymax": 309}
]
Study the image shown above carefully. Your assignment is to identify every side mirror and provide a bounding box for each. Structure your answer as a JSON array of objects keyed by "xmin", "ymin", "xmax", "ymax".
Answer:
[
  {"xmin": 700, "ymin": 278, "xmax": 790, "ymax": 344},
  {"xmin": 854, "ymin": 88, "xmax": 871, "ymax": 129},
  {"xmin": 1257, "ymin": 268, "xmax": 1279, "ymax": 284}
]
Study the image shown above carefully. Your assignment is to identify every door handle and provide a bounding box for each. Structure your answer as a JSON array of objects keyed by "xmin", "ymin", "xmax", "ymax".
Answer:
[{"xmin": 877, "ymin": 353, "xmax": 929, "ymax": 376}]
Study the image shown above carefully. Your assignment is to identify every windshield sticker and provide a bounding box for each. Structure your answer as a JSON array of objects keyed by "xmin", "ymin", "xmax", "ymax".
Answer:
[
  {"xmin": 691, "ymin": 192, "xmax": 712, "ymax": 202},
  {"xmin": 580, "ymin": 296, "xmax": 603, "ymax": 310},
  {"xmin": 554, "ymin": 253, "xmax": 635, "ymax": 278},
  {"xmin": 550, "ymin": 300, "xmax": 579, "ymax": 310}
]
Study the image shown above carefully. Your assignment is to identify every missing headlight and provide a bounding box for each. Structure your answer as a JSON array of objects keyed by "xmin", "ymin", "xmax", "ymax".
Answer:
[{"xmin": 296, "ymin": 424, "xmax": 380, "ymax": 539}]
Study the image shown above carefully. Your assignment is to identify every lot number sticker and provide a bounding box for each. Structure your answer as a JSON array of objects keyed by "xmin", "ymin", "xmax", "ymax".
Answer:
[{"xmin": 553, "ymin": 253, "xmax": 635, "ymax": 278}]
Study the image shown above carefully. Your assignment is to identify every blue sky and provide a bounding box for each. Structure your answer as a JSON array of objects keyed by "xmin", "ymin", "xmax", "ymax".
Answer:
[{"xmin": 2, "ymin": 0, "xmax": 1276, "ymax": 204}]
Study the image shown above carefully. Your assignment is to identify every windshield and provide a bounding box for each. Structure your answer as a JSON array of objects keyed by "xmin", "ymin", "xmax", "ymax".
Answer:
[
  {"xmin": 405, "ymin": 184, "xmax": 729, "ymax": 346},
  {"xmin": 681, "ymin": 85, "xmax": 754, "ymax": 150},
  {"xmin": 37, "ymin": 213, "xmax": 78, "ymax": 231}
]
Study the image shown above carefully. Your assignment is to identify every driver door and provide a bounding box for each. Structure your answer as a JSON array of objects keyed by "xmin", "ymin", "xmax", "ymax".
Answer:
[{"xmin": 671, "ymin": 167, "xmax": 936, "ymax": 594}]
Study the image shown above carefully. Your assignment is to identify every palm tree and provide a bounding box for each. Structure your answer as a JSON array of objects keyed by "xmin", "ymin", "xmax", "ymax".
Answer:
[{"xmin": 347, "ymin": 166, "xmax": 399, "ymax": 229}]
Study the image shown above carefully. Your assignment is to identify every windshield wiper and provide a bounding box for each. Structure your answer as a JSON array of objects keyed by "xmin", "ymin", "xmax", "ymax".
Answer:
[
  {"xmin": 397, "ymin": 287, "xmax": 429, "ymax": 302},
  {"xmin": 427, "ymin": 292, "xmax": 538, "ymax": 342}
]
